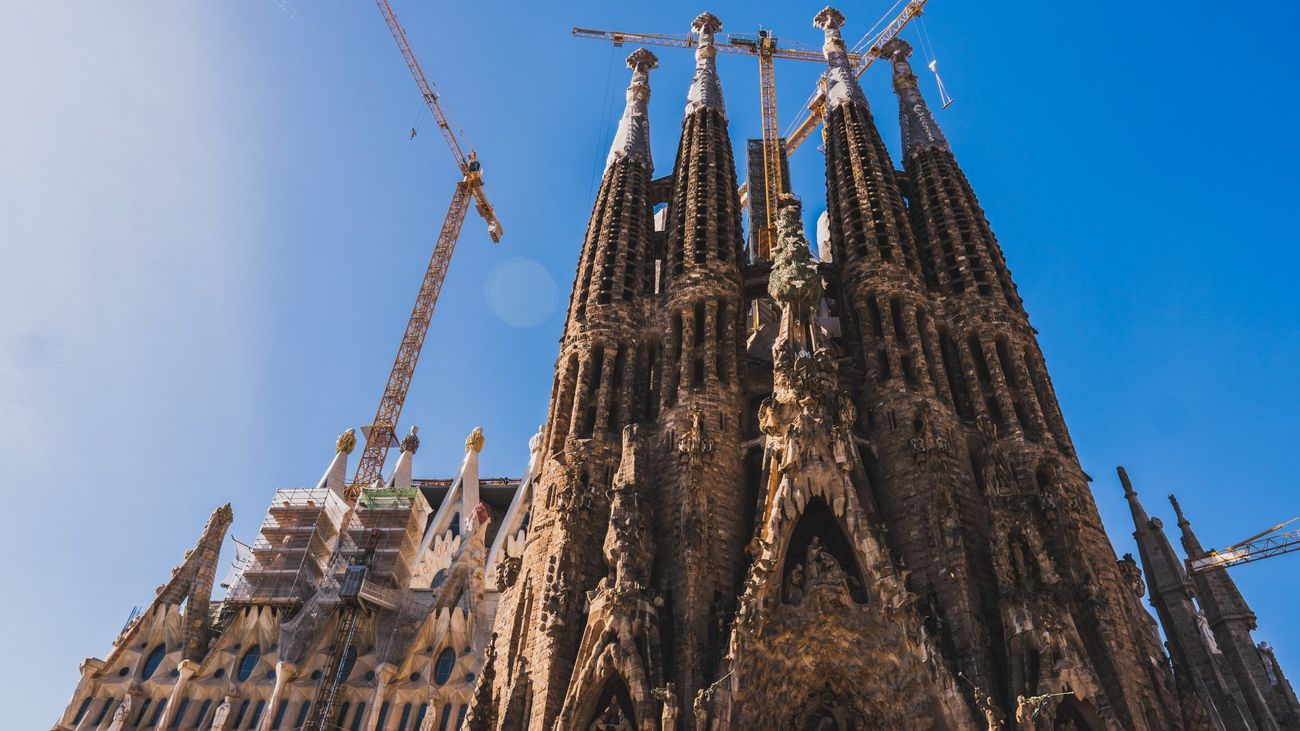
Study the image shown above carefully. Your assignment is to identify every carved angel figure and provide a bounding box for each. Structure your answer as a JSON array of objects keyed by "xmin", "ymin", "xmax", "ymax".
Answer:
[
  {"xmin": 589, "ymin": 700, "xmax": 633, "ymax": 730},
  {"xmin": 653, "ymin": 683, "xmax": 680, "ymax": 729}
]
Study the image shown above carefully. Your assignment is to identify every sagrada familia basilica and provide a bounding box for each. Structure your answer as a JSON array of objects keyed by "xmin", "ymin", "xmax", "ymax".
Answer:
[{"xmin": 54, "ymin": 7, "xmax": 1298, "ymax": 731}]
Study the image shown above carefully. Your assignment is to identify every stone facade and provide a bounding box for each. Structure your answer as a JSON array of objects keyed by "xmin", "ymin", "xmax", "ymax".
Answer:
[
  {"xmin": 55, "ymin": 6, "xmax": 1297, "ymax": 731},
  {"xmin": 464, "ymin": 8, "xmax": 1296, "ymax": 731},
  {"xmin": 54, "ymin": 429, "xmax": 540, "ymax": 731}
]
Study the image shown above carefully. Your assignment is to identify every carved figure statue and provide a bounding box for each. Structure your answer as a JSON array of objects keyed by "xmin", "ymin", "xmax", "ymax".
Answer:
[
  {"xmin": 589, "ymin": 700, "xmax": 633, "ymax": 730},
  {"xmin": 211, "ymin": 695, "xmax": 233, "ymax": 730},
  {"xmin": 107, "ymin": 695, "xmax": 132, "ymax": 731},
  {"xmin": 975, "ymin": 693, "xmax": 1005, "ymax": 731},
  {"xmin": 677, "ymin": 408, "xmax": 715, "ymax": 475},
  {"xmin": 603, "ymin": 480, "xmax": 651, "ymax": 591},
  {"xmin": 1195, "ymin": 609, "xmax": 1221, "ymax": 654},
  {"xmin": 653, "ymin": 682, "xmax": 680, "ymax": 730},
  {"xmin": 692, "ymin": 687, "xmax": 712, "ymax": 731},
  {"xmin": 1014, "ymin": 695, "xmax": 1036, "ymax": 731},
  {"xmin": 805, "ymin": 536, "xmax": 845, "ymax": 586},
  {"xmin": 1117, "ymin": 553, "xmax": 1145, "ymax": 598},
  {"xmin": 784, "ymin": 561, "xmax": 806, "ymax": 604}
]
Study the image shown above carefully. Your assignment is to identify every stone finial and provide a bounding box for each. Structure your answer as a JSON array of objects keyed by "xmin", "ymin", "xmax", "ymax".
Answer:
[
  {"xmin": 465, "ymin": 426, "xmax": 486, "ymax": 454},
  {"xmin": 400, "ymin": 425, "xmax": 420, "ymax": 455},
  {"xmin": 1117, "ymin": 466, "xmax": 1136, "ymax": 496},
  {"xmin": 813, "ymin": 6, "xmax": 846, "ymax": 32},
  {"xmin": 626, "ymin": 47, "xmax": 659, "ymax": 73},
  {"xmin": 1169, "ymin": 494, "xmax": 1189, "ymax": 526},
  {"xmin": 692, "ymin": 11, "xmax": 722, "ymax": 36},
  {"xmin": 336, "ymin": 428, "xmax": 357, "ymax": 455},
  {"xmin": 213, "ymin": 503, "xmax": 234, "ymax": 526},
  {"xmin": 883, "ymin": 37, "xmax": 913, "ymax": 61}
]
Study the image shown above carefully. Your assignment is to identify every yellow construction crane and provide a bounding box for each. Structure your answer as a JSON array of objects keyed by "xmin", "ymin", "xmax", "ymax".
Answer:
[
  {"xmin": 1187, "ymin": 516, "xmax": 1300, "ymax": 574},
  {"xmin": 302, "ymin": 5, "xmax": 503, "ymax": 727},
  {"xmin": 572, "ymin": 26, "xmax": 860, "ymax": 258},
  {"xmin": 348, "ymin": 0, "xmax": 504, "ymax": 498}
]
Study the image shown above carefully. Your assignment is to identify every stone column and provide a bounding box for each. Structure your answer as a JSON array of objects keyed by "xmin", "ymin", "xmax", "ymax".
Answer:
[
  {"xmin": 156, "ymin": 659, "xmax": 200, "ymax": 731},
  {"xmin": 61, "ymin": 658, "xmax": 104, "ymax": 731},
  {"xmin": 255, "ymin": 661, "xmax": 297, "ymax": 731},
  {"xmin": 363, "ymin": 663, "xmax": 398, "ymax": 731}
]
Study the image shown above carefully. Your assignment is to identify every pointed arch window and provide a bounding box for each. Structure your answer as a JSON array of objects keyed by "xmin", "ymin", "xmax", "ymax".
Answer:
[
  {"xmin": 140, "ymin": 644, "xmax": 167, "ymax": 680},
  {"xmin": 236, "ymin": 645, "xmax": 261, "ymax": 681},
  {"xmin": 434, "ymin": 647, "xmax": 456, "ymax": 685}
]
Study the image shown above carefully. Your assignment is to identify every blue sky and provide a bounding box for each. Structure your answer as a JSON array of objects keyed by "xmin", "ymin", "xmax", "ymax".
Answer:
[{"xmin": 3, "ymin": 1, "xmax": 1298, "ymax": 725}]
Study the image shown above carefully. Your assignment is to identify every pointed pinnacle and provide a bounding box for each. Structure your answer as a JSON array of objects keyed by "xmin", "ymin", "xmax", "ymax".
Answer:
[
  {"xmin": 1169, "ymin": 494, "xmax": 1190, "ymax": 526},
  {"xmin": 1117, "ymin": 466, "xmax": 1136, "ymax": 496}
]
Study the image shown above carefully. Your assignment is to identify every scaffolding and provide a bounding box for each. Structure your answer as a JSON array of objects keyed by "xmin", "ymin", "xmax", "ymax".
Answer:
[
  {"xmin": 343, "ymin": 487, "xmax": 431, "ymax": 598},
  {"xmin": 225, "ymin": 487, "xmax": 349, "ymax": 605}
]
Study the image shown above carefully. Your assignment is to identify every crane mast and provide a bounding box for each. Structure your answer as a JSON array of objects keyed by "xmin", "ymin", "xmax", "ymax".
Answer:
[
  {"xmin": 349, "ymin": 0, "xmax": 503, "ymax": 496},
  {"xmin": 301, "ymin": 4, "xmax": 501, "ymax": 726}
]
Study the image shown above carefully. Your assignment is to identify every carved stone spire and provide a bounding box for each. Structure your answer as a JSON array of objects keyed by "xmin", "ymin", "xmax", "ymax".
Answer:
[
  {"xmin": 883, "ymin": 37, "xmax": 949, "ymax": 157},
  {"xmin": 685, "ymin": 13, "xmax": 726, "ymax": 117},
  {"xmin": 606, "ymin": 48, "xmax": 658, "ymax": 171},
  {"xmin": 813, "ymin": 7, "xmax": 868, "ymax": 111}
]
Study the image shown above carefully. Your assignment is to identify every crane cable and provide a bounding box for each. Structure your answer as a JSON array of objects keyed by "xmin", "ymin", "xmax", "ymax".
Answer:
[
  {"xmin": 587, "ymin": 43, "xmax": 619, "ymax": 202},
  {"xmin": 916, "ymin": 15, "xmax": 954, "ymax": 109}
]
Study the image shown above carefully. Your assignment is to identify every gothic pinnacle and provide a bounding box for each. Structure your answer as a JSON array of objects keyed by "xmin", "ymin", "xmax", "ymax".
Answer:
[
  {"xmin": 685, "ymin": 12, "xmax": 726, "ymax": 117},
  {"xmin": 813, "ymin": 6, "xmax": 868, "ymax": 111},
  {"xmin": 1169, "ymin": 494, "xmax": 1189, "ymax": 526},
  {"xmin": 883, "ymin": 37, "xmax": 949, "ymax": 157},
  {"xmin": 606, "ymin": 48, "xmax": 658, "ymax": 171}
]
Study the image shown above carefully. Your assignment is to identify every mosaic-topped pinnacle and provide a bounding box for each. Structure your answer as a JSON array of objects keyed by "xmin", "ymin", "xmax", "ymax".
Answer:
[
  {"xmin": 400, "ymin": 425, "xmax": 420, "ymax": 455},
  {"xmin": 883, "ymin": 37, "xmax": 914, "ymax": 62},
  {"xmin": 692, "ymin": 11, "xmax": 722, "ymax": 36},
  {"xmin": 465, "ymin": 425, "xmax": 486, "ymax": 454},
  {"xmin": 813, "ymin": 6, "xmax": 846, "ymax": 33},
  {"xmin": 336, "ymin": 427, "xmax": 357, "ymax": 455},
  {"xmin": 626, "ymin": 47, "xmax": 659, "ymax": 73},
  {"xmin": 813, "ymin": 7, "xmax": 868, "ymax": 112},
  {"xmin": 885, "ymin": 36, "xmax": 948, "ymax": 156},
  {"xmin": 685, "ymin": 13, "xmax": 727, "ymax": 117},
  {"xmin": 606, "ymin": 49, "xmax": 657, "ymax": 171}
]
